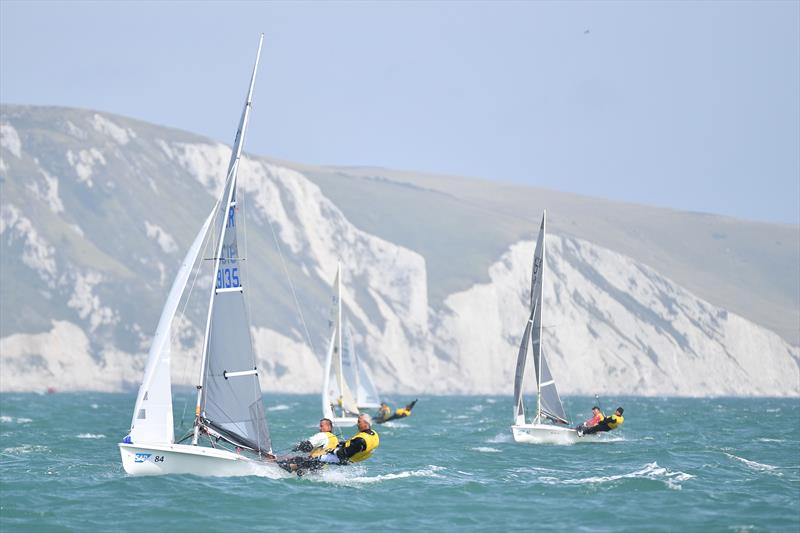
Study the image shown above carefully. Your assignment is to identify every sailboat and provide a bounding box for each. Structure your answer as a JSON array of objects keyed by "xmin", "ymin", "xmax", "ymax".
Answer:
[
  {"xmin": 321, "ymin": 263, "xmax": 382, "ymax": 427},
  {"xmin": 119, "ymin": 35, "xmax": 278, "ymax": 475},
  {"xmin": 511, "ymin": 211, "xmax": 597, "ymax": 444}
]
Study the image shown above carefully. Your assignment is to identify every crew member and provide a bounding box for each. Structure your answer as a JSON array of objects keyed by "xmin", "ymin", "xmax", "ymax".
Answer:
[
  {"xmin": 376, "ymin": 402, "xmax": 392, "ymax": 423},
  {"xmin": 318, "ymin": 413, "xmax": 380, "ymax": 464},
  {"xmin": 291, "ymin": 418, "xmax": 339, "ymax": 458},
  {"xmin": 575, "ymin": 406, "xmax": 604, "ymax": 433},
  {"xmin": 378, "ymin": 399, "xmax": 417, "ymax": 423},
  {"xmin": 579, "ymin": 407, "xmax": 624, "ymax": 436}
]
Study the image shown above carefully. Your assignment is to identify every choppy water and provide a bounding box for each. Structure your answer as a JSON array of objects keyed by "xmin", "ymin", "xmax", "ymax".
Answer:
[{"xmin": 1, "ymin": 393, "xmax": 798, "ymax": 531}]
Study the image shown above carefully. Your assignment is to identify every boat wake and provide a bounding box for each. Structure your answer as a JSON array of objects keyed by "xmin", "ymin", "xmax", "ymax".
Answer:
[
  {"xmin": 538, "ymin": 462, "xmax": 694, "ymax": 490},
  {"xmin": 724, "ymin": 453, "xmax": 783, "ymax": 476},
  {"xmin": 380, "ymin": 421, "xmax": 409, "ymax": 428}
]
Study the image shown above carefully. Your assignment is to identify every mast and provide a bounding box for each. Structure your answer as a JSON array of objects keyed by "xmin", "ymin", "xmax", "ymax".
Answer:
[
  {"xmin": 193, "ymin": 34, "xmax": 264, "ymax": 445},
  {"xmin": 535, "ymin": 210, "xmax": 546, "ymax": 424},
  {"xmin": 335, "ymin": 261, "xmax": 344, "ymax": 416}
]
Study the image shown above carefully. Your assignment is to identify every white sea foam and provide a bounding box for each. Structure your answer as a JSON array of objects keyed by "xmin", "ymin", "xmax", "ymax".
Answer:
[
  {"xmin": 318, "ymin": 465, "xmax": 446, "ymax": 486},
  {"xmin": 267, "ymin": 404, "xmax": 291, "ymax": 412},
  {"xmin": 539, "ymin": 462, "xmax": 694, "ymax": 491},
  {"xmin": 471, "ymin": 447, "xmax": 501, "ymax": 453},
  {"xmin": 76, "ymin": 433, "xmax": 106, "ymax": 439},
  {"xmin": 487, "ymin": 433, "xmax": 512, "ymax": 443},
  {"xmin": 485, "ymin": 398, "xmax": 497, "ymax": 404},
  {"xmin": 757, "ymin": 438, "xmax": 784, "ymax": 443},
  {"xmin": 0, "ymin": 416, "xmax": 31, "ymax": 424},
  {"xmin": 381, "ymin": 421, "xmax": 409, "ymax": 428},
  {"xmin": 2, "ymin": 444, "xmax": 49, "ymax": 455},
  {"xmin": 724, "ymin": 453, "xmax": 782, "ymax": 475},
  {"xmin": 90, "ymin": 404, "xmax": 99, "ymax": 409}
]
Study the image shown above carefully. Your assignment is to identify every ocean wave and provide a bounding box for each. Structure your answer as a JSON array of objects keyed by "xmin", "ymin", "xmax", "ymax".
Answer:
[
  {"xmin": 471, "ymin": 447, "xmax": 501, "ymax": 453},
  {"xmin": 76, "ymin": 433, "xmax": 106, "ymax": 439},
  {"xmin": 2, "ymin": 444, "xmax": 49, "ymax": 455},
  {"xmin": 317, "ymin": 465, "xmax": 446, "ymax": 486},
  {"xmin": 381, "ymin": 421, "xmax": 409, "ymax": 428},
  {"xmin": 539, "ymin": 462, "xmax": 694, "ymax": 490},
  {"xmin": 0, "ymin": 416, "xmax": 32, "ymax": 424},
  {"xmin": 487, "ymin": 433, "xmax": 512, "ymax": 443},
  {"xmin": 757, "ymin": 438, "xmax": 785, "ymax": 443},
  {"xmin": 267, "ymin": 404, "xmax": 291, "ymax": 412},
  {"xmin": 724, "ymin": 453, "xmax": 782, "ymax": 475}
]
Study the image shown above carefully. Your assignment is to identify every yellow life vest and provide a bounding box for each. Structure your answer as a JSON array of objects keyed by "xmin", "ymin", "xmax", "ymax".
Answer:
[
  {"xmin": 309, "ymin": 432, "xmax": 339, "ymax": 458},
  {"xmin": 395, "ymin": 407, "xmax": 411, "ymax": 417},
  {"xmin": 345, "ymin": 429, "xmax": 380, "ymax": 463},
  {"xmin": 607, "ymin": 414, "xmax": 624, "ymax": 429},
  {"xmin": 379, "ymin": 405, "xmax": 391, "ymax": 418}
]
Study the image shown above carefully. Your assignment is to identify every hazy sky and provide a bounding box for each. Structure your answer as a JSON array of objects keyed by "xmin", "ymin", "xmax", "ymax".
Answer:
[{"xmin": 1, "ymin": 1, "xmax": 798, "ymax": 224}]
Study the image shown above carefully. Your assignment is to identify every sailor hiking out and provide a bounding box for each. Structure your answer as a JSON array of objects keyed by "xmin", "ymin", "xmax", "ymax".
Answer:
[
  {"xmin": 578, "ymin": 407, "xmax": 624, "ymax": 437},
  {"xmin": 279, "ymin": 413, "xmax": 379, "ymax": 475}
]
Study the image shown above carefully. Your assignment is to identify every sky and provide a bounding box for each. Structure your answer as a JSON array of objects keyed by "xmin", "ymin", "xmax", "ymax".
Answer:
[{"xmin": 1, "ymin": 1, "xmax": 798, "ymax": 225}]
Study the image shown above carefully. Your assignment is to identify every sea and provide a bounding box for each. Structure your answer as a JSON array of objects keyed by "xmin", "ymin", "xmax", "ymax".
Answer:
[{"xmin": 1, "ymin": 393, "xmax": 798, "ymax": 532}]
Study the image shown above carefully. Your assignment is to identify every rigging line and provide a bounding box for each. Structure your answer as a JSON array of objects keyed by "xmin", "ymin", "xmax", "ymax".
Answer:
[{"xmin": 265, "ymin": 203, "xmax": 317, "ymax": 357}]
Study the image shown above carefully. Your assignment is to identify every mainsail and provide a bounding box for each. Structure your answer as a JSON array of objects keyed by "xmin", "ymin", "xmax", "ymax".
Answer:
[
  {"xmin": 193, "ymin": 35, "xmax": 271, "ymax": 454},
  {"xmin": 326, "ymin": 265, "xmax": 359, "ymax": 415},
  {"xmin": 513, "ymin": 211, "xmax": 569, "ymax": 426}
]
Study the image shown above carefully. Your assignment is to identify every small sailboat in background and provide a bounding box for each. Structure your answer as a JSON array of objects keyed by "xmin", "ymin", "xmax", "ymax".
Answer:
[
  {"xmin": 322, "ymin": 263, "xmax": 382, "ymax": 427},
  {"xmin": 511, "ymin": 211, "xmax": 597, "ymax": 444},
  {"xmin": 119, "ymin": 35, "xmax": 280, "ymax": 475}
]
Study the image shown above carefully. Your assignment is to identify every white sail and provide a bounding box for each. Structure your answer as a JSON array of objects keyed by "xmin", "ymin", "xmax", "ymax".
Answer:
[
  {"xmin": 513, "ymin": 211, "xmax": 568, "ymax": 427},
  {"xmin": 352, "ymin": 330, "xmax": 381, "ymax": 409},
  {"xmin": 327, "ymin": 265, "xmax": 359, "ymax": 416},
  {"xmin": 129, "ymin": 209, "xmax": 215, "ymax": 444}
]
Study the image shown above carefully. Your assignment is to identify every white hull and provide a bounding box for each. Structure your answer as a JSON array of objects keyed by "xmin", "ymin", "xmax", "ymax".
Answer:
[
  {"xmin": 512, "ymin": 424, "xmax": 599, "ymax": 444},
  {"xmin": 332, "ymin": 416, "xmax": 358, "ymax": 427},
  {"xmin": 119, "ymin": 442, "xmax": 277, "ymax": 477}
]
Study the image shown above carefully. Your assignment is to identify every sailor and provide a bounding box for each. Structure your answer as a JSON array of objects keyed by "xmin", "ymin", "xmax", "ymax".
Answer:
[
  {"xmin": 291, "ymin": 418, "xmax": 339, "ymax": 458},
  {"xmin": 377, "ymin": 399, "xmax": 417, "ymax": 423},
  {"xmin": 579, "ymin": 407, "xmax": 624, "ymax": 436},
  {"xmin": 575, "ymin": 406, "xmax": 604, "ymax": 433},
  {"xmin": 317, "ymin": 413, "xmax": 380, "ymax": 465},
  {"xmin": 376, "ymin": 402, "xmax": 392, "ymax": 423}
]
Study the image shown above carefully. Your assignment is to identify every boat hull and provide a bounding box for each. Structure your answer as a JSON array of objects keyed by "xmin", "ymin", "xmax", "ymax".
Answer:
[
  {"xmin": 511, "ymin": 424, "xmax": 599, "ymax": 444},
  {"xmin": 119, "ymin": 442, "xmax": 271, "ymax": 476}
]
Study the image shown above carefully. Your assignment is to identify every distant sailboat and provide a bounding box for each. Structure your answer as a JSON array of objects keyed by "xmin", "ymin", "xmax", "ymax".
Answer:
[
  {"xmin": 119, "ymin": 35, "xmax": 279, "ymax": 475},
  {"xmin": 511, "ymin": 211, "xmax": 598, "ymax": 444},
  {"xmin": 322, "ymin": 263, "xmax": 381, "ymax": 427}
]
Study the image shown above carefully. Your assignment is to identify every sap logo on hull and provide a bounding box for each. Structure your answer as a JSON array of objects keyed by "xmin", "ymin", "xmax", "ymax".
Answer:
[{"xmin": 134, "ymin": 453, "xmax": 152, "ymax": 463}]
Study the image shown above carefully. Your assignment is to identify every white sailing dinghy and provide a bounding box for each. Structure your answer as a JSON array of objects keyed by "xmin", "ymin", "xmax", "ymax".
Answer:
[
  {"xmin": 321, "ymin": 263, "xmax": 381, "ymax": 427},
  {"xmin": 511, "ymin": 211, "xmax": 597, "ymax": 444},
  {"xmin": 119, "ymin": 35, "xmax": 277, "ymax": 475}
]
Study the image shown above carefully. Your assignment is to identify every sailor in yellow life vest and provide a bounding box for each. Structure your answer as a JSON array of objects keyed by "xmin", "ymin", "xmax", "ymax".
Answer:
[
  {"xmin": 376, "ymin": 402, "xmax": 391, "ymax": 422},
  {"xmin": 375, "ymin": 399, "xmax": 417, "ymax": 424},
  {"xmin": 579, "ymin": 407, "xmax": 624, "ymax": 436},
  {"xmin": 317, "ymin": 413, "xmax": 380, "ymax": 465},
  {"xmin": 290, "ymin": 418, "xmax": 339, "ymax": 458}
]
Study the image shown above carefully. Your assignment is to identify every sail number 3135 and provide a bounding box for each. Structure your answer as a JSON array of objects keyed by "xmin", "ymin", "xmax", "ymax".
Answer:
[{"xmin": 217, "ymin": 267, "xmax": 240, "ymax": 289}]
